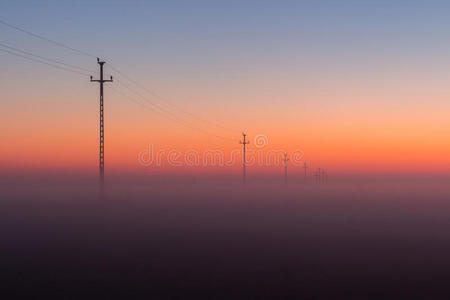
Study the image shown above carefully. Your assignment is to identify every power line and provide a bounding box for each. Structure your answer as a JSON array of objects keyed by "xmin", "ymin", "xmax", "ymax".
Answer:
[
  {"xmin": 0, "ymin": 43, "xmax": 237, "ymax": 142},
  {"xmin": 0, "ymin": 42, "xmax": 95, "ymax": 73},
  {"xmin": 107, "ymin": 63, "xmax": 238, "ymax": 133},
  {"xmin": 108, "ymin": 85, "xmax": 238, "ymax": 142},
  {"xmin": 0, "ymin": 18, "xmax": 243, "ymax": 142},
  {"xmin": 115, "ymin": 78, "xmax": 204, "ymax": 128},
  {"xmin": 110, "ymin": 84, "xmax": 238, "ymax": 142},
  {"xmin": 110, "ymin": 85, "xmax": 199, "ymax": 129},
  {"xmin": 0, "ymin": 18, "xmax": 240, "ymax": 135},
  {"xmin": 114, "ymin": 77, "xmax": 237, "ymax": 141},
  {"xmin": 0, "ymin": 47, "xmax": 90, "ymax": 77},
  {"xmin": 0, "ymin": 19, "xmax": 97, "ymax": 58}
]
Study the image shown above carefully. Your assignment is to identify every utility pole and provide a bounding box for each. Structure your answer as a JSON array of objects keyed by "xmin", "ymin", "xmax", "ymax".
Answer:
[
  {"xmin": 317, "ymin": 168, "xmax": 321, "ymax": 183},
  {"xmin": 90, "ymin": 58, "xmax": 113, "ymax": 190},
  {"xmin": 239, "ymin": 133, "xmax": 250, "ymax": 183},
  {"xmin": 284, "ymin": 152, "xmax": 289, "ymax": 184}
]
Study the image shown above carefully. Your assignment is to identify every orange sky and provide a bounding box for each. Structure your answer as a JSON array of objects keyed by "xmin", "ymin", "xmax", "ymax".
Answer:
[
  {"xmin": 3, "ymin": 82, "xmax": 450, "ymax": 176},
  {"xmin": 3, "ymin": 2, "xmax": 450, "ymax": 176}
]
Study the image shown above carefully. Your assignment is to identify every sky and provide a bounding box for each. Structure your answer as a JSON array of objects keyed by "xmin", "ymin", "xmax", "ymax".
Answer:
[{"xmin": 2, "ymin": 0, "xmax": 450, "ymax": 176}]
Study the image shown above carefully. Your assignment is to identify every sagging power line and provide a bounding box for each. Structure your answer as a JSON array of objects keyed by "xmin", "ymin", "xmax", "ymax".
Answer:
[
  {"xmin": 0, "ymin": 19, "xmax": 97, "ymax": 58},
  {"xmin": 106, "ymin": 64, "xmax": 239, "ymax": 133},
  {"xmin": 108, "ymin": 85, "xmax": 238, "ymax": 142},
  {"xmin": 0, "ymin": 47, "xmax": 90, "ymax": 77},
  {"xmin": 0, "ymin": 18, "xmax": 237, "ymax": 136},
  {"xmin": 0, "ymin": 38, "xmax": 237, "ymax": 142},
  {"xmin": 0, "ymin": 18, "xmax": 331, "ymax": 185},
  {"xmin": 0, "ymin": 42, "xmax": 96, "ymax": 74}
]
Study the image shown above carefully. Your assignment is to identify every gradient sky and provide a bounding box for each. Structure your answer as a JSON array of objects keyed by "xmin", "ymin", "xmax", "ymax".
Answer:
[{"xmin": 3, "ymin": 0, "xmax": 450, "ymax": 176}]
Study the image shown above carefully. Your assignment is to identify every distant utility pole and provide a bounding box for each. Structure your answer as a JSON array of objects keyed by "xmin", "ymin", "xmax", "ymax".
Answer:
[
  {"xmin": 284, "ymin": 152, "xmax": 289, "ymax": 184},
  {"xmin": 303, "ymin": 162, "xmax": 308, "ymax": 178},
  {"xmin": 239, "ymin": 133, "xmax": 250, "ymax": 183},
  {"xmin": 90, "ymin": 58, "xmax": 113, "ymax": 190},
  {"xmin": 317, "ymin": 168, "xmax": 322, "ymax": 183}
]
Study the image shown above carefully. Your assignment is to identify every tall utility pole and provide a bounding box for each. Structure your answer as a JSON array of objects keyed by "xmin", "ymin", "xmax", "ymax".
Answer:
[
  {"xmin": 239, "ymin": 133, "xmax": 250, "ymax": 183},
  {"xmin": 284, "ymin": 152, "xmax": 289, "ymax": 183},
  {"xmin": 90, "ymin": 58, "xmax": 113, "ymax": 190}
]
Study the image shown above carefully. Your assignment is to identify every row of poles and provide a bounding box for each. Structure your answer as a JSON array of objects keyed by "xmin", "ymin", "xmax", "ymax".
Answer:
[
  {"xmin": 91, "ymin": 60, "xmax": 328, "ymax": 188},
  {"xmin": 240, "ymin": 132, "xmax": 328, "ymax": 184},
  {"xmin": 0, "ymin": 19, "xmax": 330, "ymax": 189}
]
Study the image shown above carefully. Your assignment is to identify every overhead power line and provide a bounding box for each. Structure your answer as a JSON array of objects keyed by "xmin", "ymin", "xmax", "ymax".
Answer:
[
  {"xmin": 0, "ymin": 47, "xmax": 90, "ymax": 76},
  {"xmin": 114, "ymin": 77, "xmax": 237, "ymax": 141},
  {"xmin": 0, "ymin": 18, "xmax": 243, "ymax": 140},
  {"xmin": 107, "ymin": 64, "xmax": 238, "ymax": 133},
  {"xmin": 0, "ymin": 19, "xmax": 97, "ymax": 58},
  {"xmin": 110, "ymin": 85, "xmax": 198, "ymax": 130},
  {"xmin": 0, "ymin": 42, "xmax": 95, "ymax": 73},
  {"xmin": 108, "ymin": 85, "xmax": 237, "ymax": 142},
  {"xmin": 115, "ymin": 78, "xmax": 199, "ymax": 127}
]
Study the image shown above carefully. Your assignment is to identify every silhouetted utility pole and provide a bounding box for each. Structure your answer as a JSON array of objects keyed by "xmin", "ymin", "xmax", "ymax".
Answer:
[
  {"xmin": 90, "ymin": 58, "xmax": 113, "ymax": 190},
  {"xmin": 317, "ymin": 168, "xmax": 322, "ymax": 183},
  {"xmin": 324, "ymin": 170, "xmax": 329, "ymax": 183},
  {"xmin": 240, "ymin": 133, "xmax": 250, "ymax": 183},
  {"xmin": 284, "ymin": 152, "xmax": 289, "ymax": 183},
  {"xmin": 303, "ymin": 162, "xmax": 308, "ymax": 178}
]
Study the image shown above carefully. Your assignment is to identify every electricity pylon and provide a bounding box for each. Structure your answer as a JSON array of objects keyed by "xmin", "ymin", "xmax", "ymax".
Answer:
[{"xmin": 90, "ymin": 58, "xmax": 113, "ymax": 190}]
